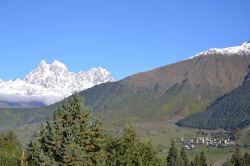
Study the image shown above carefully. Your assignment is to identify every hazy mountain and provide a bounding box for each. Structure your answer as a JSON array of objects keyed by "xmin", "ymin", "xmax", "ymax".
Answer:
[{"xmin": 0, "ymin": 60, "xmax": 113, "ymax": 107}]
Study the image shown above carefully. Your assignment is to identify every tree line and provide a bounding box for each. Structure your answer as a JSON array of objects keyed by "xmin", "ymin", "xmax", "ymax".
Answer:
[
  {"xmin": 0, "ymin": 94, "xmax": 249, "ymax": 165},
  {"xmin": 223, "ymin": 146, "xmax": 250, "ymax": 166},
  {"xmin": 166, "ymin": 142, "xmax": 207, "ymax": 166}
]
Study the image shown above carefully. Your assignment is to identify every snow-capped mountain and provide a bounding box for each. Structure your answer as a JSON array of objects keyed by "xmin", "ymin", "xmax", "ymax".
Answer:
[
  {"xmin": 0, "ymin": 60, "xmax": 113, "ymax": 105},
  {"xmin": 189, "ymin": 42, "xmax": 250, "ymax": 59}
]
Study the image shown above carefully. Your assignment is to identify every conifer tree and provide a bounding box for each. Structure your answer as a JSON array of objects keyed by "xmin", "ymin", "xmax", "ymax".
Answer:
[
  {"xmin": 223, "ymin": 147, "xmax": 250, "ymax": 166},
  {"xmin": 242, "ymin": 153, "xmax": 250, "ymax": 166},
  {"xmin": 166, "ymin": 142, "xmax": 179, "ymax": 166},
  {"xmin": 200, "ymin": 151, "xmax": 207, "ymax": 166},
  {"xmin": 27, "ymin": 94, "xmax": 108, "ymax": 165},
  {"xmin": 180, "ymin": 147, "xmax": 189, "ymax": 166},
  {"xmin": 231, "ymin": 145, "xmax": 242, "ymax": 166},
  {"xmin": 0, "ymin": 131, "xmax": 21, "ymax": 166}
]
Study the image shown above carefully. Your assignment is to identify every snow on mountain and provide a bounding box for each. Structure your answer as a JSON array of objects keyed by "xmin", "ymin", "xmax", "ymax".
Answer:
[
  {"xmin": 0, "ymin": 60, "xmax": 114, "ymax": 105},
  {"xmin": 0, "ymin": 79, "xmax": 59, "ymax": 96},
  {"xmin": 25, "ymin": 60, "xmax": 77, "ymax": 96},
  {"xmin": 189, "ymin": 42, "xmax": 250, "ymax": 59}
]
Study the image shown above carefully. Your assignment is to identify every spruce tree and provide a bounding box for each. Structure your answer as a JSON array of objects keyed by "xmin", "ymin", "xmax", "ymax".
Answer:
[
  {"xmin": 27, "ymin": 94, "xmax": 108, "ymax": 165},
  {"xmin": 0, "ymin": 131, "xmax": 21, "ymax": 166},
  {"xmin": 166, "ymin": 142, "xmax": 179, "ymax": 166},
  {"xmin": 180, "ymin": 147, "xmax": 189, "ymax": 166},
  {"xmin": 200, "ymin": 151, "xmax": 207, "ymax": 166},
  {"xmin": 231, "ymin": 145, "xmax": 242, "ymax": 166},
  {"xmin": 242, "ymin": 153, "xmax": 250, "ymax": 166}
]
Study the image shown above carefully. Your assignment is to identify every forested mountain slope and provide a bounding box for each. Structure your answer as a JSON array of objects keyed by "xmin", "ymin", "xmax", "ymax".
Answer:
[{"xmin": 177, "ymin": 79, "xmax": 250, "ymax": 130}]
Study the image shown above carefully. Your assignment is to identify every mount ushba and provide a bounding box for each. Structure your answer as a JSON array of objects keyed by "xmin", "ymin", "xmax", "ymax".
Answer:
[{"xmin": 0, "ymin": 60, "xmax": 113, "ymax": 106}]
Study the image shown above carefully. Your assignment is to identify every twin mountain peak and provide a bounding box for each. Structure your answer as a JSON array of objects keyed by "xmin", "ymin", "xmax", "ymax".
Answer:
[{"xmin": 0, "ymin": 60, "xmax": 114, "ymax": 100}]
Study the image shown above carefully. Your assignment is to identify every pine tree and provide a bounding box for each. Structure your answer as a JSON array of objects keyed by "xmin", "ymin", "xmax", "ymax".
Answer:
[
  {"xmin": 180, "ymin": 147, "xmax": 189, "ymax": 166},
  {"xmin": 200, "ymin": 151, "xmax": 207, "ymax": 166},
  {"xmin": 0, "ymin": 131, "xmax": 22, "ymax": 166},
  {"xmin": 231, "ymin": 145, "xmax": 242, "ymax": 166},
  {"xmin": 166, "ymin": 142, "xmax": 179, "ymax": 166},
  {"xmin": 27, "ymin": 94, "xmax": 108, "ymax": 165},
  {"xmin": 242, "ymin": 153, "xmax": 250, "ymax": 166}
]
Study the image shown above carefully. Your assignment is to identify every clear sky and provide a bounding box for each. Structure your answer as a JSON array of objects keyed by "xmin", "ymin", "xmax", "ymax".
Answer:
[{"xmin": 0, "ymin": 0, "xmax": 249, "ymax": 80}]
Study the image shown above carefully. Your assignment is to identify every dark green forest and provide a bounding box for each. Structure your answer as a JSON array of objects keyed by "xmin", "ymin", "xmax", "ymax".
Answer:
[{"xmin": 177, "ymin": 80, "xmax": 250, "ymax": 130}]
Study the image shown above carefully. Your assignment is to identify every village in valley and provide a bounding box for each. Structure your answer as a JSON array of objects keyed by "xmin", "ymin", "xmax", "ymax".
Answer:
[
  {"xmin": 174, "ymin": 130, "xmax": 238, "ymax": 150},
  {"xmin": 175, "ymin": 136, "xmax": 234, "ymax": 150}
]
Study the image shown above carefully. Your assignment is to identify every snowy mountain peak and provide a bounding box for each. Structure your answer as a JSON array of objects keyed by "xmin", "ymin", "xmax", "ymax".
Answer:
[
  {"xmin": 37, "ymin": 60, "xmax": 48, "ymax": 70},
  {"xmin": 86, "ymin": 67, "xmax": 112, "ymax": 76},
  {"xmin": 0, "ymin": 60, "xmax": 114, "ymax": 105},
  {"xmin": 189, "ymin": 42, "xmax": 250, "ymax": 59},
  {"xmin": 36, "ymin": 60, "xmax": 69, "ymax": 73},
  {"xmin": 51, "ymin": 60, "xmax": 68, "ymax": 69},
  {"xmin": 39, "ymin": 59, "xmax": 47, "ymax": 65}
]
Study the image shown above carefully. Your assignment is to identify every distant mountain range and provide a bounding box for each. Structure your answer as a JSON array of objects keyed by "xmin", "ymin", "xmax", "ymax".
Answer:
[
  {"xmin": 0, "ymin": 42, "xmax": 250, "ymax": 144},
  {"xmin": 0, "ymin": 60, "xmax": 113, "ymax": 107}
]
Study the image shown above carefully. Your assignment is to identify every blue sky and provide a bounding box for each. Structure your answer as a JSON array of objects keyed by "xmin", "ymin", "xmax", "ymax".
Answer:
[{"xmin": 0, "ymin": 0, "xmax": 249, "ymax": 80}]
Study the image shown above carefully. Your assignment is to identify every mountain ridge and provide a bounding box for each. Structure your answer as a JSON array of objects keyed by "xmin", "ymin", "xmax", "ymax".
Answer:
[
  {"xmin": 81, "ymin": 42, "xmax": 250, "ymax": 124},
  {"xmin": 189, "ymin": 42, "xmax": 250, "ymax": 59},
  {"xmin": 0, "ymin": 60, "xmax": 113, "ymax": 106}
]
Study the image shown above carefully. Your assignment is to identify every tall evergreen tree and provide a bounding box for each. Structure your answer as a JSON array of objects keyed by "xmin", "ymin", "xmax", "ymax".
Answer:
[
  {"xmin": 242, "ymin": 153, "xmax": 250, "ymax": 166},
  {"xmin": 0, "ymin": 131, "xmax": 21, "ymax": 166},
  {"xmin": 166, "ymin": 142, "xmax": 179, "ymax": 166},
  {"xmin": 231, "ymin": 145, "xmax": 242, "ymax": 166},
  {"xmin": 223, "ymin": 148, "xmax": 250, "ymax": 166},
  {"xmin": 200, "ymin": 151, "xmax": 207, "ymax": 166},
  {"xmin": 27, "ymin": 94, "xmax": 108, "ymax": 165},
  {"xmin": 180, "ymin": 147, "xmax": 189, "ymax": 166}
]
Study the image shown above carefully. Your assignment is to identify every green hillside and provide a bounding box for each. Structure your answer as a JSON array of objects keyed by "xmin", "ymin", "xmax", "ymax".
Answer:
[{"xmin": 82, "ymin": 55, "xmax": 250, "ymax": 125}]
